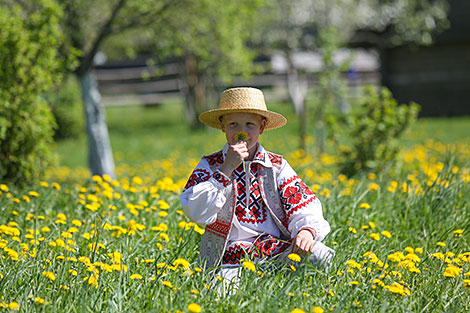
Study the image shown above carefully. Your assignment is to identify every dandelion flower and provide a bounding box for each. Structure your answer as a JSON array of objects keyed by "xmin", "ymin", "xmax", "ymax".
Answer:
[
  {"xmin": 173, "ymin": 258, "xmax": 190, "ymax": 269},
  {"xmin": 312, "ymin": 307, "xmax": 324, "ymax": 313},
  {"xmin": 162, "ymin": 281, "xmax": 173, "ymax": 288},
  {"xmin": 233, "ymin": 131, "xmax": 248, "ymax": 142},
  {"xmin": 381, "ymin": 230, "xmax": 391, "ymax": 238},
  {"xmin": 463, "ymin": 280, "xmax": 470, "ymax": 289},
  {"xmin": 349, "ymin": 281, "xmax": 359, "ymax": 286},
  {"xmin": 42, "ymin": 271, "xmax": 56, "ymax": 281},
  {"xmin": 443, "ymin": 265, "xmax": 462, "ymax": 278},
  {"xmin": 187, "ymin": 303, "xmax": 201, "ymax": 313},
  {"xmin": 242, "ymin": 260, "xmax": 256, "ymax": 272},
  {"xmin": 288, "ymin": 253, "xmax": 301, "ymax": 262},
  {"xmin": 359, "ymin": 203, "xmax": 370, "ymax": 209},
  {"xmin": 437, "ymin": 242, "xmax": 446, "ymax": 247},
  {"xmin": 290, "ymin": 309, "xmax": 305, "ymax": 313},
  {"xmin": 384, "ymin": 282, "xmax": 410, "ymax": 296},
  {"xmin": 8, "ymin": 302, "xmax": 19, "ymax": 310},
  {"xmin": 369, "ymin": 233, "xmax": 380, "ymax": 241},
  {"xmin": 130, "ymin": 274, "xmax": 143, "ymax": 280}
]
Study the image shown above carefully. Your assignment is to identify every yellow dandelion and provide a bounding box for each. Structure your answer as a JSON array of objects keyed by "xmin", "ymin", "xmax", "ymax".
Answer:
[
  {"xmin": 187, "ymin": 303, "xmax": 201, "ymax": 313},
  {"xmin": 42, "ymin": 271, "xmax": 56, "ymax": 281},
  {"xmin": 290, "ymin": 309, "xmax": 305, "ymax": 313},
  {"xmin": 359, "ymin": 203, "xmax": 370, "ymax": 209},
  {"xmin": 312, "ymin": 307, "xmax": 324, "ymax": 313},
  {"xmin": 173, "ymin": 258, "xmax": 190, "ymax": 269},
  {"xmin": 233, "ymin": 131, "xmax": 248, "ymax": 142},
  {"xmin": 162, "ymin": 280, "xmax": 173, "ymax": 288},
  {"xmin": 288, "ymin": 253, "xmax": 301, "ymax": 262},
  {"xmin": 369, "ymin": 233, "xmax": 380, "ymax": 241},
  {"xmin": 384, "ymin": 282, "xmax": 410, "ymax": 296},
  {"xmin": 437, "ymin": 242, "xmax": 446, "ymax": 247},
  {"xmin": 8, "ymin": 302, "xmax": 19, "ymax": 310},
  {"xmin": 443, "ymin": 265, "xmax": 462, "ymax": 278},
  {"xmin": 463, "ymin": 280, "xmax": 470, "ymax": 289},
  {"xmin": 453, "ymin": 229, "xmax": 464, "ymax": 237},
  {"xmin": 242, "ymin": 260, "xmax": 256, "ymax": 272},
  {"xmin": 381, "ymin": 230, "xmax": 391, "ymax": 238},
  {"xmin": 349, "ymin": 281, "xmax": 360, "ymax": 286},
  {"xmin": 130, "ymin": 274, "xmax": 142, "ymax": 280},
  {"xmin": 84, "ymin": 275, "xmax": 98, "ymax": 287},
  {"xmin": 368, "ymin": 183, "xmax": 379, "ymax": 191}
]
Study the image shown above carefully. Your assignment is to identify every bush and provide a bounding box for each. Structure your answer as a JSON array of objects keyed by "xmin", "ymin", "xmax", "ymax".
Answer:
[
  {"xmin": 328, "ymin": 86, "xmax": 420, "ymax": 177},
  {"xmin": 48, "ymin": 75, "xmax": 84, "ymax": 140},
  {"xmin": 0, "ymin": 1, "xmax": 67, "ymax": 184}
]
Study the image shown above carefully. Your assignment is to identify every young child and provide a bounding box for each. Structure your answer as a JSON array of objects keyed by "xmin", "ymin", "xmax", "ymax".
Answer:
[{"xmin": 180, "ymin": 87, "xmax": 334, "ymax": 278}]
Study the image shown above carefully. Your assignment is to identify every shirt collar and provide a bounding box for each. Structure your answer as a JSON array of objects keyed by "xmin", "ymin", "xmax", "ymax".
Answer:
[{"xmin": 222, "ymin": 142, "xmax": 272, "ymax": 168}]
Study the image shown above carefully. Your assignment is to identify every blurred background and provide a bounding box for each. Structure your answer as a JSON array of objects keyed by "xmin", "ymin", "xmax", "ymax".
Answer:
[{"xmin": 1, "ymin": 0, "xmax": 469, "ymax": 184}]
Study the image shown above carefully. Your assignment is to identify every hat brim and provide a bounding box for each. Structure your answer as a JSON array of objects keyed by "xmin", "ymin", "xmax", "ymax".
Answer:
[{"xmin": 199, "ymin": 108, "xmax": 287, "ymax": 130}]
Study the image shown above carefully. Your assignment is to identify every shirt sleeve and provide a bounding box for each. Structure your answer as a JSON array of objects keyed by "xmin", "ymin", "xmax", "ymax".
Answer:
[
  {"xmin": 277, "ymin": 160, "xmax": 331, "ymax": 241},
  {"xmin": 180, "ymin": 158, "xmax": 232, "ymax": 225}
]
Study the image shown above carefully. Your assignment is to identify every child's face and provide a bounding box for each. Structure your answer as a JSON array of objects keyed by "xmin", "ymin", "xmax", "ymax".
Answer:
[{"xmin": 220, "ymin": 113, "xmax": 266, "ymax": 149}]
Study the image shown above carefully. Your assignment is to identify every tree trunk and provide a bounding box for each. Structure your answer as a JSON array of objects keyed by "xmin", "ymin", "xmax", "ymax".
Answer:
[
  {"xmin": 286, "ymin": 54, "xmax": 308, "ymax": 152},
  {"xmin": 79, "ymin": 70, "xmax": 116, "ymax": 178},
  {"xmin": 183, "ymin": 54, "xmax": 205, "ymax": 128}
]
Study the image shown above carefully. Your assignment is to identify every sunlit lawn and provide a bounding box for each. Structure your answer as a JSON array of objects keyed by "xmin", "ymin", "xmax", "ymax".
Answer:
[{"xmin": 1, "ymin": 102, "xmax": 470, "ymax": 312}]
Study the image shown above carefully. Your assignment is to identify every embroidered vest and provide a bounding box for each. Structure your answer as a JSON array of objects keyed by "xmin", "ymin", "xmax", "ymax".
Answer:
[{"xmin": 198, "ymin": 152, "xmax": 290, "ymax": 269}]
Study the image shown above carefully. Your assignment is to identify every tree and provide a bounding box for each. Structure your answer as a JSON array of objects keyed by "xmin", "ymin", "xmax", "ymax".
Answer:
[
  {"xmin": 254, "ymin": 0, "xmax": 449, "ymax": 153},
  {"xmin": 52, "ymin": 0, "xmax": 188, "ymax": 177},
  {"xmin": 145, "ymin": 0, "xmax": 266, "ymax": 127},
  {"xmin": 0, "ymin": 0, "xmax": 69, "ymax": 184}
]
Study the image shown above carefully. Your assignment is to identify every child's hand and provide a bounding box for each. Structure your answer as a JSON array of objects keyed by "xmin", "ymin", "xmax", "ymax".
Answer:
[
  {"xmin": 220, "ymin": 142, "xmax": 249, "ymax": 176},
  {"xmin": 292, "ymin": 229, "xmax": 315, "ymax": 255}
]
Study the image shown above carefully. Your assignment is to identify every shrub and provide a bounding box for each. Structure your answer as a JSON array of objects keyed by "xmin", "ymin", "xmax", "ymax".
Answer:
[
  {"xmin": 0, "ymin": 1, "xmax": 66, "ymax": 184},
  {"xmin": 328, "ymin": 86, "xmax": 420, "ymax": 177},
  {"xmin": 47, "ymin": 75, "xmax": 84, "ymax": 140}
]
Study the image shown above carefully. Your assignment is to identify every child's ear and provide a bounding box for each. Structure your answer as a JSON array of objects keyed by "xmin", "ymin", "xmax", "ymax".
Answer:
[
  {"xmin": 259, "ymin": 118, "xmax": 267, "ymax": 134},
  {"xmin": 219, "ymin": 116, "xmax": 226, "ymax": 132}
]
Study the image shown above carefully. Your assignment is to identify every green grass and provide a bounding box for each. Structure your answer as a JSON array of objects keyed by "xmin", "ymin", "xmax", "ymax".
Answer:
[
  {"xmin": 2, "ymin": 102, "xmax": 470, "ymax": 312},
  {"xmin": 52, "ymin": 102, "xmax": 470, "ymax": 170}
]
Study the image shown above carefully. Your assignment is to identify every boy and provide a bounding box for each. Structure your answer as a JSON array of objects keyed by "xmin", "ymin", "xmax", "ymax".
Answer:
[{"xmin": 180, "ymin": 87, "xmax": 334, "ymax": 278}]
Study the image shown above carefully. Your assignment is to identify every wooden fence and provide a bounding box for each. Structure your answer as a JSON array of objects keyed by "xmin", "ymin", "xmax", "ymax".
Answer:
[{"xmin": 95, "ymin": 51, "xmax": 380, "ymax": 107}]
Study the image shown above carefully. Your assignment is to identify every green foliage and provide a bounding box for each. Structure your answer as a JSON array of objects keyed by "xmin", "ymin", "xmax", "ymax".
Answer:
[
  {"xmin": 47, "ymin": 76, "xmax": 84, "ymax": 140},
  {"xmin": 0, "ymin": 0, "xmax": 67, "ymax": 184},
  {"xmin": 329, "ymin": 86, "xmax": 420, "ymax": 177}
]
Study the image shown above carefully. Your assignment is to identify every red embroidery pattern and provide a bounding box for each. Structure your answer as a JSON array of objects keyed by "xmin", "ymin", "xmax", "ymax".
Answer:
[
  {"xmin": 222, "ymin": 235, "xmax": 292, "ymax": 264},
  {"xmin": 279, "ymin": 176, "xmax": 317, "ymax": 218},
  {"xmin": 253, "ymin": 151, "xmax": 266, "ymax": 163},
  {"xmin": 183, "ymin": 169, "xmax": 211, "ymax": 191},
  {"xmin": 204, "ymin": 151, "xmax": 224, "ymax": 166},
  {"xmin": 206, "ymin": 219, "xmax": 231, "ymax": 236},
  {"xmin": 212, "ymin": 171, "xmax": 229, "ymax": 187},
  {"xmin": 233, "ymin": 167, "xmax": 267, "ymax": 224},
  {"xmin": 267, "ymin": 152, "xmax": 283, "ymax": 169}
]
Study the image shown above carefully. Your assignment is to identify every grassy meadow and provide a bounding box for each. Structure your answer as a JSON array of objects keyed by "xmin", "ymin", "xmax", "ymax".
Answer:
[{"xmin": 1, "ymin": 101, "xmax": 470, "ymax": 312}]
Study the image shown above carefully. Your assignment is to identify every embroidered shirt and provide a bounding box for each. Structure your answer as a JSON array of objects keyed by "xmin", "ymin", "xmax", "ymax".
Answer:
[{"xmin": 180, "ymin": 143, "xmax": 331, "ymax": 266}]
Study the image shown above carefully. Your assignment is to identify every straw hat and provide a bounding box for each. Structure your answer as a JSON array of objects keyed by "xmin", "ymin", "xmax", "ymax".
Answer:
[{"xmin": 199, "ymin": 87, "xmax": 287, "ymax": 130}]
